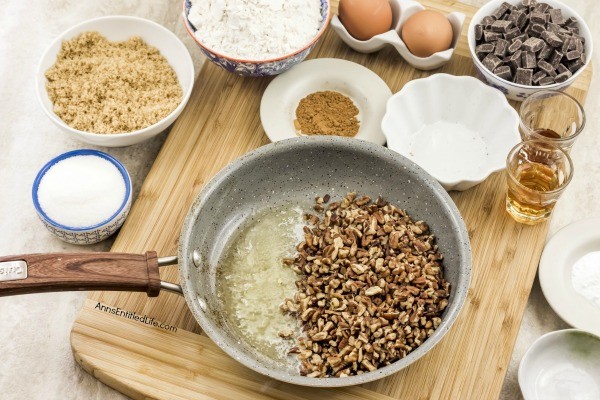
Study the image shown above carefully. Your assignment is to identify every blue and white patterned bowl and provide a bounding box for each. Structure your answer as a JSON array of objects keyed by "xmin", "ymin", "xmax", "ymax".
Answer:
[
  {"xmin": 468, "ymin": 0, "xmax": 592, "ymax": 101},
  {"xmin": 182, "ymin": 0, "xmax": 331, "ymax": 77},
  {"xmin": 32, "ymin": 150, "xmax": 132, "ymax": 245}
]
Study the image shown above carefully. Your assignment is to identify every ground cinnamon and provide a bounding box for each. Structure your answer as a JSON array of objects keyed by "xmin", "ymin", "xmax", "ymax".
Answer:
[{"xmin": 294, "ymin": 91, "xmax": 359, "ymax": 137}]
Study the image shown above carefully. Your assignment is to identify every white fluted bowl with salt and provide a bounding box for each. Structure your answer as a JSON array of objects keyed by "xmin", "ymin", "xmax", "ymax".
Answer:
[{"xmin": 32, "ymin": 149, "xmax": 132, "ymax": 245}]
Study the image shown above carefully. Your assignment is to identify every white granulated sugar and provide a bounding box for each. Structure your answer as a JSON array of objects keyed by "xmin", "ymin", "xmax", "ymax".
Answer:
[
  {"xmin": 571, "ymin": 251, "xmax": 600, "ymax": 308},
  {"xmin": 37, "ymin": 155, "xmax": 126, "ymax": 228},
  {"xmin": 188, "ymin": 0, "xmax": 323, "ymax": 60}
]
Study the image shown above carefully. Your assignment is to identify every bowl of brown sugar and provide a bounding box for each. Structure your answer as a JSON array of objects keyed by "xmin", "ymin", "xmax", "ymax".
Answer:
[{"xmin": 36, "ymin": 16, "xmax": 195, "ymax": 147}]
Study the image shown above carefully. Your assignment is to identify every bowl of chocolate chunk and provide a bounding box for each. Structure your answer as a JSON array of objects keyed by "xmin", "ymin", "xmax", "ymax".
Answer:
[{"xmin": 468, "ymin": 0, "xmax": 592, "ymax": 101}]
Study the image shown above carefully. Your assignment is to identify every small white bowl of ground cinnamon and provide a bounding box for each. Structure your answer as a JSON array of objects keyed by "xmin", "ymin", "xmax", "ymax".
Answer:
[
  {"xmin": 36, "ymin": 16, "xmax": 195, "ymax": 147},
  {"xmin": 260, "ymin": 58, "xmax": 391, "ymax": 145}
]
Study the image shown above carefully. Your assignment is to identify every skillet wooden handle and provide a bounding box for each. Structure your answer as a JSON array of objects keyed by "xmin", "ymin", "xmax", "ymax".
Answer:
[{"xmin": 0, "ymin": 252, "xmax": 161, "ymax": 297}]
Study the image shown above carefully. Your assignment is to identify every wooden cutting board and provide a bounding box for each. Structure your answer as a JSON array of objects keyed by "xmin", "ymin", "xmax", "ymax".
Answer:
[{"xmin": 70, "ymin": 0, "xmax": 592, "ymax": 398}]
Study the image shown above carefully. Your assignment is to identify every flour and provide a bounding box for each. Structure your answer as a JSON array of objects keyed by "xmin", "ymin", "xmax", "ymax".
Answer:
[
  {"xmin": 571, "ymin": 251, "xmax": 600, "ymax": 308},
  {"xmin": 187, "ymin": 0, "xmax": 323, "ymax": 60}
]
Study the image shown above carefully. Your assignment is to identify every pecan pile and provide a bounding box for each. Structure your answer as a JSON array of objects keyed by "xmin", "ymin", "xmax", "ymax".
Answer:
[{"xmin": 280, "ymin": 193, "xmax": 450, "ymax": 377}]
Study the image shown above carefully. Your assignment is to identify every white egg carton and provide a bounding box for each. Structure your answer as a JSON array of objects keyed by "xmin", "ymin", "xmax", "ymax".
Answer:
[{"xmin": 331, "ymin": 0, "xmax": 465, "ymax": 70}]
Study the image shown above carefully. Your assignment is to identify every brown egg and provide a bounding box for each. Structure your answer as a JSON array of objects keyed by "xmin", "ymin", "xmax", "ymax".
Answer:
[
  {"xmin": 401, "ymin": 10, "xmax": 453, "ymax": 58},
  {"xmin": 339, "ymin": 0, "xmax": 393, "ymax": 41}
]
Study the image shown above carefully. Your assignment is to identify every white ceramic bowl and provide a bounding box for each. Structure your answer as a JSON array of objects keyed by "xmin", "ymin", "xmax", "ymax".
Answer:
[
  {"xmin": 518, "ymin": 329, "xmax": 600, "ymax": 400},
  {"xmin": 36, "ymin": 16, "xmax": 195, "ymax": 147},
  {"xmin": 331, "ymin": 0, "xmax": 465, "ymax": 71},
  {"xmin": 468, "ymin": 0, "xmax": 593, "ymax": 101},
  {"xmin": 32, "ymin": 150, "xmax": 132, "ymax": 245},
  {"xmin": 382, "ymin": 74, "xmax": 520, "ymax": 191}
]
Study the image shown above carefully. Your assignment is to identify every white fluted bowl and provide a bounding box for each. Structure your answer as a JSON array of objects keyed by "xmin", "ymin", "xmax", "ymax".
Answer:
[{"xmin": 382, "ymin": 74, "xmax": 520, "ymax": 191}]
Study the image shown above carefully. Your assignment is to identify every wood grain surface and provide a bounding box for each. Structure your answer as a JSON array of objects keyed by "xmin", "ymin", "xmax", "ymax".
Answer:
[
  {"xmin": 71, "ymin": 0, "xmax": 592, "ymax": 398},
  {"xmin": 0, "ymin": 252, "xmax": 160, "ymax": 297}
]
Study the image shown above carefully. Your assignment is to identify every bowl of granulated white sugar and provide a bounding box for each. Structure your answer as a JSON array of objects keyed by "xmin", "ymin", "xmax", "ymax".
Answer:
[
  {"xmin": 32, "ymin": 150, "xmax": 132, "ymax": 245},
  {"xmin": 182, "ymin": 0, "xmax": 332, "ymax": 76}
]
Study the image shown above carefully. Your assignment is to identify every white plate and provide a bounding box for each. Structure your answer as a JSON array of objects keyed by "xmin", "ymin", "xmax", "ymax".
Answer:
[
  {"xmin": 260, "ymin": 58, "xmax": 391, "ymax": 144},
  {"xmin": 518, "ymin": 329, "xmax": 600, "ymax": 400},
  {"xmin": 539, "ymin": 218, "xmax": 600, "ymax": 337}
]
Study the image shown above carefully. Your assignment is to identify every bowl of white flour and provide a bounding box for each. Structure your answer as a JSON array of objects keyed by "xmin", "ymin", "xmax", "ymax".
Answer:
[{"xmin": 182, "ymin": 0, "xmax": 331, "ymax": 76}]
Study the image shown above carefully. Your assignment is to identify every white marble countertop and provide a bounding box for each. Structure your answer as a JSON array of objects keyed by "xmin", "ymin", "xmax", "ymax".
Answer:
[{"xmin": 0, "ymin": 0, "xmax": 597, "ymax": 399}]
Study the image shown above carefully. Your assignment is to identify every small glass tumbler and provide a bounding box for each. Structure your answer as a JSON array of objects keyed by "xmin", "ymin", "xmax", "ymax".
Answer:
[
  {"xmin": 519, "ymin": 90, "xmax": 585, "ymax": 153},
  {"xmin": 506, "ymin": 140, "xmax": 574, "ymax": 225}
]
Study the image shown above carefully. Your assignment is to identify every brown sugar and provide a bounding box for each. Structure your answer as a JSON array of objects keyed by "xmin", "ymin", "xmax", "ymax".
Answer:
[
  {"xmin": 294, "ymin": 91, "xmax": 360, "ymax": 137},
  {"xmin": 45, "ymin": 31, "xmax": 183, "ymax": 134}
]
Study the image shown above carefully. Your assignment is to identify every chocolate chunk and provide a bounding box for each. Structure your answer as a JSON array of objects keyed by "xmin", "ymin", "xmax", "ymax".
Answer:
[
  {"xmin": 508, "ymin": 39, "xmax": 523, "ymax": 53},
  {"xmin": 566, "ymin": 49, "xmax": 581, "ymax": 60},
  {"xmin": 495, "ymin": 39, "xmax": 509, "ymax": 56},
  {"xmin": 549, "ymin": 50, "xmax": 563, "ymax": 69},
  {"xmin": 475, "ymin": 24, "xmax": 484, "ymax": 41},
  {"xmin": 482, "ymin": 53, "xmax": 503, "ymax": 71},
  {"xmin": 518, "ymin": 14, "xmax": 530, "ymax": 30},
  {"xmin": 494, "ymin": 65, "xmax": 513, "ymax": 80},
  {"xmin": 529, "ymin": 23, "xmax": 546, "ymax": 37},
  {"xmin": 567, "ymin": 26, "xmax": 580, "ymax": 35},
  {"xmin": 532, "ymin": 70, "xmax": 547, "ymax": 84},
  {"xmin": 513, "ymin": 33, "xmax": 528, "ymax": 44},
  {"xmin": 530, "ymin": 12, "xmax": 547, "ymax": 24},
  {"xmin": 538, "ymin": 76, "xmax": 556, "ymax": 85},
  {"xmin": 557, "ymin": 63, "xmax": 568, "ymax": 74},
  {"xmin": 491, "ymin": 19, "xmax": 514, "ymax": 33},
  {"xmin": 547, "ymin": 23, "xmax": 560, "ymax": 33},
  {"xmin": 476, "ymin": 43, "xmax": 496, "ymax": 59},
  {"xmin": 514, "ymin": 68, "xmax": 533, "ymax": 85},
  {"xmin": 575, "ymin": 39, "xmax": 583, "ymax": 53},
  {"xmin": 482, "ymin": 16, "xmax": 497, "ymax": 26},
  {"xmin": 521, "ymin": 0, "xmax": 537, "ymax": 7},
  {"xmin": 555, "ymin": 70, "xmax": 572, "ymax": 83},
  {"xmin": 484, "ymin": 30, "xmax": 503, "ymax": 42},
  {"xmin": 522, "ymin": 37, "xmax": 544, "ymax": 52},
  {"xmin": 492, "ymin": 3, "xmax": 511, "ymax": 19},
  {"xmin": 504, "ymin": 27, "xmax": 521, "ymax": 41},
  {"xmin": 538, "ymin": 59, "xmax": 555, "ymax": 74},
  {"xmin": 561, "ymin": 37, "xmax": 571, "ymax": 54},
  {"xmin": 573, "ymin": 34, "xmax": 585, "ymax": 44},
  {"xmin": 509, "ymin": 50, "xmax": 523, "ymax": 69},
  {"xmin": 541, "ymin": 31, "xmax": 563, "ymax": 47},
  {"xmin": 564, "ymin": 16, "xmax": 578, "ymax": 26},
  {"xmin": 522, "ymin": 51, "xmax": 537, "ymax": 68},
  {"xmin": 581, "ymin": 52, "xmax": 586, "ymax": 64},
  {"xmin": 567, "ymin": 58, "xmax": 584, "ymax": 72},
  {"xmin": 538, "ymin": 42, "xmax": 554, "ymax": 59},
  {"xmin": 533, "ymin": 3, "xmax": 550, "ymax": 13},
  {"xmin": 507, "ymin": 10, "xmax": 526, "ymax": 26},
  {"xmin": 548, "ymin": 8, "xmax": 564, "ymax": 24}
]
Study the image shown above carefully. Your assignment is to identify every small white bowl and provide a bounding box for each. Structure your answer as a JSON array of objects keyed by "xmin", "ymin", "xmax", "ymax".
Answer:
[
  {"xmin": 518, "ymin": 329, "xmax": 600, "ymax": 400},
  {"xmin": 36, "ymin": 16, "xmax": 195, "ymax": 147},
  {"xmin": 468, "ymin": 0, "xmax": 593, "ymax": 101},
  {"xmin": 382, "ymin": 74, "xmax": 520, "ymax": 191},
  {"xmin": 32, "ymin": 149, "xmax": 132, "ymax": 245},
  {"xmin": 331, "ymin": 0, "xmax": 465, "ymax": 70},
  {"xmin": 260, "ymin": 58, "xmax": 391, "ymax": 144}
]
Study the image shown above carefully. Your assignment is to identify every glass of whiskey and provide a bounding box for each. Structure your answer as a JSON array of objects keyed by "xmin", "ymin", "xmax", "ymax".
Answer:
[
  {"xmin": 519, "ymin": 90, "xmax": 585, "ymax": 152},
  {"xmin": 506, "ymin": 140, "xmax": 573, "ymax": 225}
]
